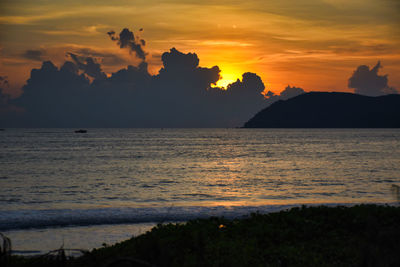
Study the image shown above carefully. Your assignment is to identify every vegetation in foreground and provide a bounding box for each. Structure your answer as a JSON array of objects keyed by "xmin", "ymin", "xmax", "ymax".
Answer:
[{"xmin": 3, "ymin": 204, "xmax": 400, "ymax": 267}]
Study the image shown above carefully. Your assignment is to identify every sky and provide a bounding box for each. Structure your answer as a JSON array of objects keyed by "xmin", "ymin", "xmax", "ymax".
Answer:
[{"xmin": 0, "ymin": 0, "xmax": 399, "ymax": 127}]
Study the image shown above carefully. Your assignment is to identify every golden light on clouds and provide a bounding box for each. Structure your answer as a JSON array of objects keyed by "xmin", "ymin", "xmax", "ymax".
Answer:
[
  {"xmin": 0, "ymin": 0, "xmax": 399, "ymax": 94},
  {"xmin": 215, "ymin": 65, "xmax": 243, "ymax": 89},
  {"xmin": 215, "ymin": 75, "xmax": 237, "ymax": 89}
]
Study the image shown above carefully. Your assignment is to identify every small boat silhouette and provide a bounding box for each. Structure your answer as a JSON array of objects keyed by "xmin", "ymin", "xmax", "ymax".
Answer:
[{"xmin": 74, "ymin": 129, "xmax": 87, "ymax": 133}]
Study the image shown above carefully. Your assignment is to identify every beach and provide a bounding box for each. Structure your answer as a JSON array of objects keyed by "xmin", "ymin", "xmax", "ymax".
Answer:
[
  {"xmin": 4, "ymin": 204, "xmax": 400, "ymax": 266},
  {"xmin": 1, "ymin": 128, "xmax": 400, "ymax": 260}
]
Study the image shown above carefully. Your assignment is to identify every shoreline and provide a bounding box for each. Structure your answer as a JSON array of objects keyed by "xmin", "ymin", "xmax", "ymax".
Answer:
[
  {"xmin": 4, "ymin": 204, "xmax": 400, "ymax": 266},
  {"xmin": 2, "ymin": 200, "xmax": 398, "ymax": 231},
  {"xmin": 2, "ymin": 201, "xmax": 399, "ymax": 257}
]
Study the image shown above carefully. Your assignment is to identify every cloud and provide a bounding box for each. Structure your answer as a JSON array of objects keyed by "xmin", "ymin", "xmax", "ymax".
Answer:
[
  {"xmin": 67, "ymin": 53, "xmax": 107, "ymax": 80},
  {"xmin": 279, "ymin": 85, "xmax": 306, "ymax": 100},
  {"xmin": 71, "ymin": 48, "xmax": 129, "ymax": 66},
  {"xmin": 5, "ymin": 47, "xmax": 268, "ymax": 127},
  {"xmin": 160, "ymin": 48, "xmax": 199, "ymax": 72},
  {"xmin": 0, "ymin": 76, "xmax": 10, "ymax": 110},
  {"xmin": 155, "ymin": 48, "xmax": 220, "ymax": 92},
  {"xmin": 8, "ymin": 61, "xmax": 90, "ymax": 126},
  {"xmin": 0, "ymin": 76, "xmax": 9, "ymax": 87},
  {"xmin": 0, "ymin": 89, "xmax": 11, "ymax": 114},
  {"xmin": 265, "ymin": 85, "xmax": 305, "ymax": 102},
  {"xmin": 224, "ymin": 72, "xmax": 266, "ymax": 100},
  {"xmin": 209, "ymin": 72, "xmax": 267, "ymax": 126},
  {"xmin": 0, "ymin": 76, "xmax": 23, "ymax": 116},
  {"xmin": 348, "ymin": 61, "xmax": 398, "ymax": 96},
  {"xmin": 108, "ymin": 61, "xmax": 151, "ymax": 85},
  {"xmin": 108, "ymin": 28, "xmax": 147, "ymax": 61},
  {"xmin": 21, "ymin": 49, "xmax": 46, "ymax": 61}
]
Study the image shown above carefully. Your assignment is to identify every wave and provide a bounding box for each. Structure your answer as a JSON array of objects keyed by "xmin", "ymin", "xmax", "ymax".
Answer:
[
  {"xmin": 0, "ymin": 204, "xmax": 323, "ymax": 231},
  {"xmin": 0, "ymin": 203, "xmax": 379, "ymax": 231}
]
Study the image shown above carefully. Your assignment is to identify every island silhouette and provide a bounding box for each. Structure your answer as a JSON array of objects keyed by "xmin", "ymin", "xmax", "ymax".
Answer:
[{"xmin": 244, "ymin": 92, "xmax": 400, "ymax": 128}]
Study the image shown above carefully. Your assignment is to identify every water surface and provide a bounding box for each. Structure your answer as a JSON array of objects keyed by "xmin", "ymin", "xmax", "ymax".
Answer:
[{"xmin": 1, "ymin": 128, "xmax": 399, "ymax": 253}]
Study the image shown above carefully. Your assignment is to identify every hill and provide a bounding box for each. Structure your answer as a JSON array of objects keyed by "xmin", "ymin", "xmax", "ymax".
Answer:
[{"xmin": 244, "ymin": 92, "xmax": 400, "ymax": 128}]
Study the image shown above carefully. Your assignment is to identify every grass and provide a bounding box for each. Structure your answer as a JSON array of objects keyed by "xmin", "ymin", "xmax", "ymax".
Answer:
[{"xmin": 4, "ymin": 204, "xmax": 400, "ymax": 267}]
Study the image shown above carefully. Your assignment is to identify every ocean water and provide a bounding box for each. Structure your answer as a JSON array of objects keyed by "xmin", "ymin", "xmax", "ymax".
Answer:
[{"xmin": 1, "ymin": 128, "xmax": 400, "ymax": 254}]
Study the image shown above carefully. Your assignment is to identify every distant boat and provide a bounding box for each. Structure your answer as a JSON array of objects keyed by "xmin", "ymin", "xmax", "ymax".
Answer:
[{"xmin": 74, "ymin": 129, "xmax": 87, "ymax": 133}]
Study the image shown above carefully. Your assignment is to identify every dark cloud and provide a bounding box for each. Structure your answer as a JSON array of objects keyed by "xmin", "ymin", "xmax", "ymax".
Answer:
[
  {"xmin": 155, "ymin": 48, "xmax": 220, "ymax": 97},
  {"xmin": 0, "ymin": 76, "xmax": 9, "ymax": 87},
  {"xmin": 209, "ymin": 72, "xmax": 267, "ymax": 126},
  {"xmin": 279, "ymin": 85, "xmax": 306, "ymax": 100},
  {"xmin": 0, "ymin": 89, "xmax": 10, "ymax": 114},
  {"xmin": 7, "ymin": 61, "xmax": 90, "ymax": 127},
  {"xmin": 0, "ymin": 77, "xmax": 22, "ymax": 117},
  {"xmin": 225, "ymin": 72, "xmax": 265, "ymax": 100},
  {"xmin": 4, "ymin": 48, "xmax": 268, "ymax": 127},
  {"xmin": 265, "ymin": 90, "xmax": 275, "ymax": 98},
  {"xmin": 72, "ymin": 48, "xmax": 128, "ymax": 66},
  {"xmin": 348, "ymin": 61, "xmax": 398, "ymax": 96},
  {"xmin": 22, "ymin": 49, "xmax": 45, "ymax": 61},
  {"xmin": 265, "ymin": 85, "xmax": 305, "ymax": 102},
  {"xmin": 108, "ymin": 28, "xmax": 147, "ymax": 61},
  {"xmin": 60, "ymin": 61, "xmax": 79, "ymax": 74},
  {"xmin": 382, "ymin": 86, "xmax": 398, "ymax": 95},
  {"xmin": 67, "ymin": 53, "xmax": 107, "ymax": 80},
  {"xmin": 160, "ymin": 48, "xmax": 199, "ymax": 72},
  {"xmin": 0, "ymin": 76, "xmax": 10, "ymax": 113},
  {"xmin": 108, "ymin": 61, "xmax": 151, "ymax": 86}
]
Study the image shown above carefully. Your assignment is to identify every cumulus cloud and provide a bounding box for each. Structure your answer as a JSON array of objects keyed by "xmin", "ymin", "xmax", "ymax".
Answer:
[
  {"xmin": 0, "ymin": 76, "xmax": 22, "ymax": 117},
  {"xmin": 348, "ymin": 61, "xmax": 398, "ymax": 96},
  {"xmin": 0, "ymin": 76, "xmax": 10, "ymax": 112},
  {"xmin": 209, "ymin": 72, "xmax": 267, "ymax": 126},
  {"xmin": 279, "ymin": 85, "xmax": 305, "ymax": 100},
  {"xmin": 225, "ymin": 73, "xmax": 265, "ymax": 99},
  {"xmin": 5, "ymin": 47, "xmax": 268, "ymax": 127},
  {"xmin": 22, "ymin": 49, "xmax": 46, "ymax": 61},
  {"xmin": 8, "ymin": 61, "xmax": 90, "ymax": 126},
  {"xmin": 108, "ymin": 61, "xmax": 150, "ymax": 85},
  {"xmin": 108, "ymin": 28, "xmax": 147, "ymax": 61},
  {"xmin": 67, "ymin": 53, "xmax": 107, "ymax": 80},
  {"xmin": 155, "ymin": 48, "xmax": 220, "ymax": 94},
  {"xmin": 160, "ymin": 48, "xmax": 199, "ymax": 72},
  {"xmin": 265, "ymin": 85, "xmax": 305, "ymax": 102},
  {"xmin": 0, "ymin": 89, "xmax": 10, "ymax": 114},
  {"xmin": 1, "ymin": 26, "xmax": 273, "ymax": 127}
]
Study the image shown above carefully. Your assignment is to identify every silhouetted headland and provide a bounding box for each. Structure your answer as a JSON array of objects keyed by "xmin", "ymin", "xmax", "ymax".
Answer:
[{"xmin": 244, "ymin": 92, "xmax": 400, "ymax": 128}]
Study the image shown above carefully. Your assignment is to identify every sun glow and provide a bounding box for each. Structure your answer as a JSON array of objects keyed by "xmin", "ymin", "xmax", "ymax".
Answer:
[
  {"xmin": 214, "ymin": 65, "xmax": 243, "ymax": 89},
  {"xmin": 215, "ymin": 76, "xmax": 237, "ymax": 89}
]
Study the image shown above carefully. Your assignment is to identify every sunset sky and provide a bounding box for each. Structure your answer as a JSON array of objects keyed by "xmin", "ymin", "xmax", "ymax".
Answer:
[{"xmin": 0, "ymin": 0, "xmax": 399, "ymax": 97}]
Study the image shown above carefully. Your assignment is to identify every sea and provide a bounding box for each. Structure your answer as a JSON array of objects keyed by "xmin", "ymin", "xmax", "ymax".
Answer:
[{"xmin": 1, "ymin": 128, "xmax": 399, "ymax": 255}]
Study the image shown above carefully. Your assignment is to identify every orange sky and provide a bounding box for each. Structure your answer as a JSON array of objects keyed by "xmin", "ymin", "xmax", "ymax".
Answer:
[{"xmin": 1, "ymin": 0, "xmax": 399, "ymax": 97}]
